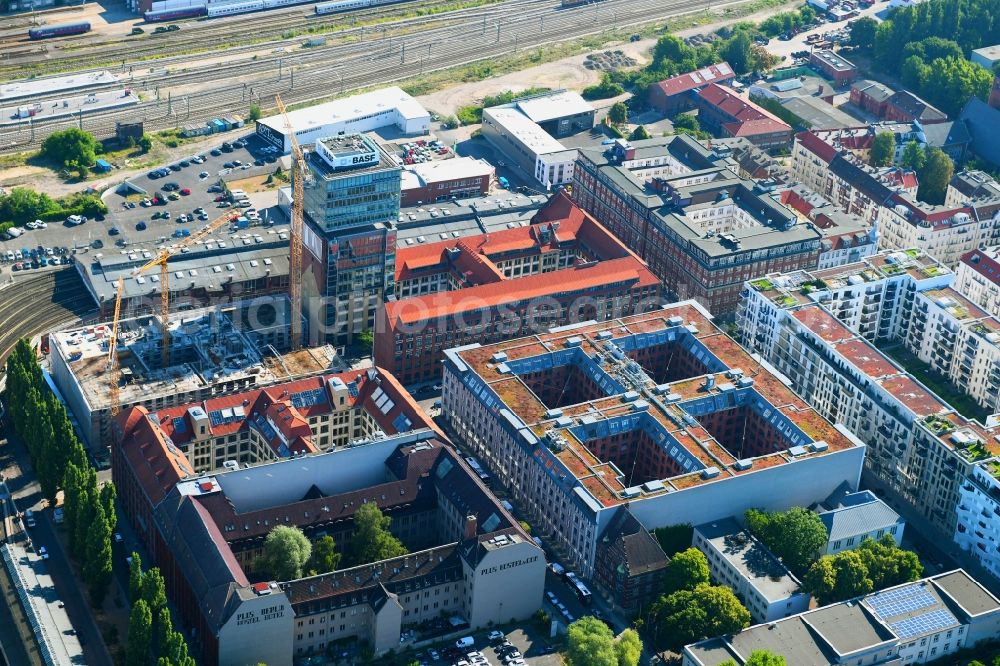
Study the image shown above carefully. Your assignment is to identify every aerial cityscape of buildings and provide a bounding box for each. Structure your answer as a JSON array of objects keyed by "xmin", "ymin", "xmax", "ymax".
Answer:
[{"xmin": 7, "ymin": 0, "xmax": 1000, "ymax": 664}]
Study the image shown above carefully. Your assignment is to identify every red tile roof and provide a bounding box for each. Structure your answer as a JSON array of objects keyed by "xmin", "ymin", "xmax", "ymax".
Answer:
[
  {"xmin": 793, "ymin": 305, "xmax": 855, "ymax": 343},
  {"xmin": 114, "ymin": 406, "xmax": 196, "ymax": 505},
  {"xmin": 395, "ymin": 192, "xmax": 631, "ymax": 282},
  {"xmin": 121, "ymin": 367, "xmax": 437, "ymax": 467},
  {"xmin": 653, "ymin": 62, "xmax": 736, "ymax": 97},
  {"xmin": 698, "ymin": 84, "xmax": 792, "ymax": 136},
  {"xmin": 795, "ymin": 130, "xmax": 840, "ymax": 163},
  {"xmin": 384, "ymin": 256, "xmax": 660, "ymax": 328},
  {"xmin": 960, "ymin": 249, "xmax": 1000, "ymax": 286}
]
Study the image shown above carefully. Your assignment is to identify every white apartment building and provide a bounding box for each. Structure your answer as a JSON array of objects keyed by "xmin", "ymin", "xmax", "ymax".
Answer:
[
  {"xmin": 955, "ymin": 247, "xmax": 1000, "ymax": 319},
  {"xmin": 737, "ymin": 249, "xmax": 1000, "ymax": 579},
  {"xmin": 955, "ymin": 464, "xmax": 1000, "ymax": 580},
  {"xmin": 693, "ymin": 518, "xmax": 811, "ymax": 623},
  {"xmin": 684, "ymin": 570, "xmax": 1000, "ymax": 666},
  {"xmin": 816, "ymin": 486, "xmax": 905, "ymax": 555},
  {"xmin": 792, "ymin": 131, "xmax": 1000, "ymax": 265}
]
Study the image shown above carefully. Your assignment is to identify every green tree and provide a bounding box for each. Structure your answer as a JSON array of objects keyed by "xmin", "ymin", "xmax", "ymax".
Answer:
[
  {"xmin": 156, "ymin": 607, "xmax": 173, "ymax": 658},
  {"xmin": 260, "ymin": 525, "xmax": 312, "ymax": 581},
  {"xmin": 100, "ymin": 482, "xmax": 117, "ymax": 536},
  {"xmin": 673, "ymin": 114, "xmax": 700, "ymax": 133},
  {"xmin": 900, "ymin": 140, "xmax": 927, "ymax": 171},
  {"xmin": 857, "ymin": 535, "xmax": 923, "ymax": 588},
  {"xmin": 138, "ymin": 134, "xmax": 153, "ymax": 153},
  {"xmin": 917, "ymin": 147, "xmax": 954, "ymax": 204},
  {"xmin": 62, "ymin": 463, "xmax": 84, "ymax": 553},
  {"xmin": 0, "ymin": 187, "xmax": 57, "ymax": 225},
  {"xmin": 652, "ymin": 523, "xmax": 693, "ymax": 557},
  {"xmin": 355, "ymin": 328, "xmax": 374, "ymax": 355},
  {"xmin": 614, "ymin": 628, "xmax": 642, "ymax": 666},
  {"xmin": 127, "ymin": 599, "xmax": 153, "ymax": 666},
  {"xmin": 850, "ymin": 17, "xmax": 878, "ymax": 50},
  {"xmin": 721, "ymin": 650, "xmax": 787, "ymax": 666},
  {"xmin": 248, "ymin": 103, "xmax": 263, "ymax": 122},
  {"xmin": 566, "ymin": 616, "xmax": 617, "ymax": 666},
  {"xmin": 306, "ymin": 535, "xmax": 341, "ymax": 576},
  {"xmin": 744, "ymin": 507, "xmax": 827, "ymax": 575},
  {"xmin": 870, "ymin": 132, "xmax": 896, "ymax": 167},
  {"xmin": 347, "ymin": 503, "xmax": 407, "ymax": 567},
  {"xmin": 129, "ymin": 552, "xmax": 144, "ymax": 602},
  {"xmin": 804, "ymin": 550, "xmax": 874, "ymax": 605},
  {"xmin": 39, "ymin": 128, "xmax": 99, "ymax": 169},
  {"xmin": 901, "ymin": 55, "xmax": 931, "ymax": 90},
  {"xmin": 628, "ymin": 126, "xmax": 651, "ymax": 141},
  {"xmin": 720, "ymin": 30, "xmax": 753, "ymax": 74},
  {"xmin": 582, "ymin": 73, "xmax": 625, "ymax": 100},
  {"xmin": 162, "ymin": 625, "xmax": 196, "ymax": 666},
  {"xmin": 663, "ymin": 547, "xmax": 710, "ymax": 595},
  {"xmin": 608, "ymin": 102, "xmax": 628, "ymax": 126},
  {"xmin": 84, "ymin": 502, "xmax": 113, "ymax": 606},
  {"xmin": 141, "ymin": 567, "xmax": 167, "ymax": 617},
  {"xmin": 651, "ymin": 584, "xmax": 751, "ymax": 651}
]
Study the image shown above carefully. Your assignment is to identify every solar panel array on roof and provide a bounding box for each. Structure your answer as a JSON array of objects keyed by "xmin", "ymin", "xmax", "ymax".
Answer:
[
  {"xmin": 392, "ymin": 413, "xmax": 413, "ymax": 432},
  {"xmin": 172, "ymin": 417, "xmax": 187, "ymax": 434},
  {"xmin": 347, "ymin": 381, "xmax": 359, "ymax": 398},
  {"xmin": 291, "ymin": 388, "xmax": 327, "ymax": 409},
  {"xmin": 209, "ymin": 405, "xmax": 246, "ymax": 427},
  {"xmin": 890, "ymin": 609, "xmax": 958, "ymax": 639},
  {"xmin": 868, "ymin": 585, "xmax": 937, "ymax": 619}
]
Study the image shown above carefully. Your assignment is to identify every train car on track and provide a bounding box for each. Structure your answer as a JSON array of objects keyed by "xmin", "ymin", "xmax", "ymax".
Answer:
[
  {"xmin": 560, "ymin": 0, "xmax": 600, "ymax": 6},
  {"xmin": 315, "ymin": 0, "xmax": 407, "ymax": 15},
  {"xmin": 205, "ymin": 0, "xmax": 312, "ymax": 17},
  {"xmin": 28, "ymin": 21, "xmax": 92, "ymax": 40},
  {"xmin": 144, "ymin": 5, "xmax": 208, "ymax": 22}
]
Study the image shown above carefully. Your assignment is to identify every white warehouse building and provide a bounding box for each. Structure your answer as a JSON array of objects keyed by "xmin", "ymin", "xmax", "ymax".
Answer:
[{"xmin": 255, "ymin": 87, "xmax": 430, "ymax": 154}]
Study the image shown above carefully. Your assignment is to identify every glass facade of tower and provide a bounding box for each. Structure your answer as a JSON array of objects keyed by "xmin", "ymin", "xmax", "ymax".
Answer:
[{"xmin": 298, "ymin": 134, "xmax": 401, "ymax": 348}]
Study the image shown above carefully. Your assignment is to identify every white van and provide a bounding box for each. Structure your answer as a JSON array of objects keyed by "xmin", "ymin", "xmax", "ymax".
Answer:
[
  {"xmin": 455, "ymin": 636, "xmax": 474, "ymax": 650},
  {"xmin": 66, "ymin": 214, "xmax": 83, "ymax": 225}
]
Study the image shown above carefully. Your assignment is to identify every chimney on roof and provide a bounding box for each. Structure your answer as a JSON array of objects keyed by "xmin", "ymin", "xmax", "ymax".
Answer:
[{"xmin": 464, "ymin": 514, "xmax": 477, "ymax": 541}]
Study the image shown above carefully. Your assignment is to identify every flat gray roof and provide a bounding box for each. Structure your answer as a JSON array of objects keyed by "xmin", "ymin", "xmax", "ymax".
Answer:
[
  {"xmin": 81, "ymin": 234, "xmax": 290, "ymax": 302},
  {"xmin": 696, "ymin": 518, "xmax": 800, "ymax": 603},
  {"xmin": 934, "ymin": 570, "xmax": 1000, "ymax": 617}
]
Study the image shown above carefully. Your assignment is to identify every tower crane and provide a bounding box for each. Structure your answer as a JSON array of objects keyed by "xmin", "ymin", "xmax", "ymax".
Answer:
[
  {"xmin": 274, "ymin": 93, "xmax": 305, "ymax": 351},
  {"xmin": 107, "ymin": 210, "xmax": 239, "ymax": 416}
]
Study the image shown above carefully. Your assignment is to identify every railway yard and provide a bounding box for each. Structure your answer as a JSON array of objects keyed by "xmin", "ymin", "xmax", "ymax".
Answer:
[{"xmin": 0, "ymin": 0, "xmax": 735, "ymax": 154}]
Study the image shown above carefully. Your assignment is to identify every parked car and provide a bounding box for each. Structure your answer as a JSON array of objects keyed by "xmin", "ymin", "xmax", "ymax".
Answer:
[{"xmin": 136, "ymin": 221, "xmax": 147, "ymax": 231}]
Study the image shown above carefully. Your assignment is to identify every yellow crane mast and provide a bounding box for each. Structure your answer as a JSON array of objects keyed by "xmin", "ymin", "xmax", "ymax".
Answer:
[
  {"xmin": 107, "ymin": 210, "xmax": 239, "ymax": 415},
  {"xmin": 274, "ymin": 93, "xmax": 305, "ymax": 352}
]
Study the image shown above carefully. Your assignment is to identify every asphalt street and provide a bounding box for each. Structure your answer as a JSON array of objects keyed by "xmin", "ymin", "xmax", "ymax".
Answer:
[{"xmin": 2, "ymin": 432, "xmax": 112, "ymax": 665}]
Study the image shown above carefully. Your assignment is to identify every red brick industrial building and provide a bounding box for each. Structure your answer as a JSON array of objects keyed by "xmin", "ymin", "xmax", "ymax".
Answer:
[{"xmin": 375, "ymin": 194, "xmax": 662, "ymax": 383}]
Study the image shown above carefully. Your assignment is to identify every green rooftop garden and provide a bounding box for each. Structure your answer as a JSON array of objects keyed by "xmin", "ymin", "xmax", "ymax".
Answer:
[
  {"xmin": 988, "ymin": 460, "xmax": 1000, "ymax": 480},
  {"xmin": 800, "ymin": 279, "xmax": 828, "ymax": 294},
  {"xmin": 923, "ymin": 414, "xmax": 955, "ymax": 435},
  {"xmin": 905, "ymin": 249, "xmax": 921, "ymax": 258},
  {"xmin": 775, "ymin": 295, "xmax": 797, "ymax": 307},
  {"xmin": 966, "ymin": 441, "xmax": 991, "ymax": 462},
  {"xmin": 923, "ymin": 265, "xmax": 945, "ymax": 277},
  {"xmin": 751, "ymin": 278, "xmax": 774, "ymax": 291}
]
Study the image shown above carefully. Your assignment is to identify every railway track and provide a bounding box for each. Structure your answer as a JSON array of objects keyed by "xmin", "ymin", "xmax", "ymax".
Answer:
[
  {"xmin": 0, "ymin": 0, "xmax": 731, "ymax": 154},
  {"xmin": 0, "ymin": 268, "xmax": 96, "ymax": 367},
  {"xmin": 0, "ymin": 0, "xmax": 515, "ymax": 75}
]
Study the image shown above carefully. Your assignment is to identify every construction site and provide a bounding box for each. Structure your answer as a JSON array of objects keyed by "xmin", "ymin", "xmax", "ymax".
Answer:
[{"xmin": 49, "ymin": 297, "xmax": 345, "ymax": 449}]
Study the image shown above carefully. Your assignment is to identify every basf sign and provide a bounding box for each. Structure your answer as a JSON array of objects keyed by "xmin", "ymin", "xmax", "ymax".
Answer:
[{"xmin": 315, "ymin": 136, "xmax": 380, "ymax": 171}]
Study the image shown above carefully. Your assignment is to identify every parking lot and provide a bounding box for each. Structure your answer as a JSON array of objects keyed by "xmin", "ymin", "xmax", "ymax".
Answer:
[
  {"xmin": 0, "ymin": 132, "xmax": 288, "ymax": 264},
  {"xmin": 409, "ymin": 626, "xmax": 561, "ymax": 666}
]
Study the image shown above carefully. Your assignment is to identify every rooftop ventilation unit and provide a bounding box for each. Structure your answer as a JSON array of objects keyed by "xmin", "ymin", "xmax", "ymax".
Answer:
[
  {"xmin": 544, "ymin": 408, "xmax": 564, "ymax": 419},
  {"xmin": 621, "ymin": 487, "xmax": 641, "ymax": 499},
  {"xmin": 641, "ymin": 480, "xmax": 665, "ymax": 493},
  {"xmin": 667, "ymin": 315, "xmax": 684, "ymax": 326},
  {"xmin": 810, "ymin": 441, "xmax": 829, "ymax": 452},
  {"xmin": 733, "ymin": 459, "xmax": 753, "ymax": 471},
  {"xmin": 788, "ymin": 445, "xmax": 808, "ymax": 457},
  {"xmin": 565, "ymin": 336, "xmax": 583, "ymax": 348},
  {"xmin": 736, "ymin": 377, "xmax": 755, "ymax": 388},
  {"xmin": 701, "ymin": 466, "xmax": 720, "ymax": 479},
  {"xmin": 492, "ymin": 351, "xmax": 508, "ymax": 363},
  {"xmin": 596, "ymin": 330, "xmax": 613, "ymax": 340}
]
